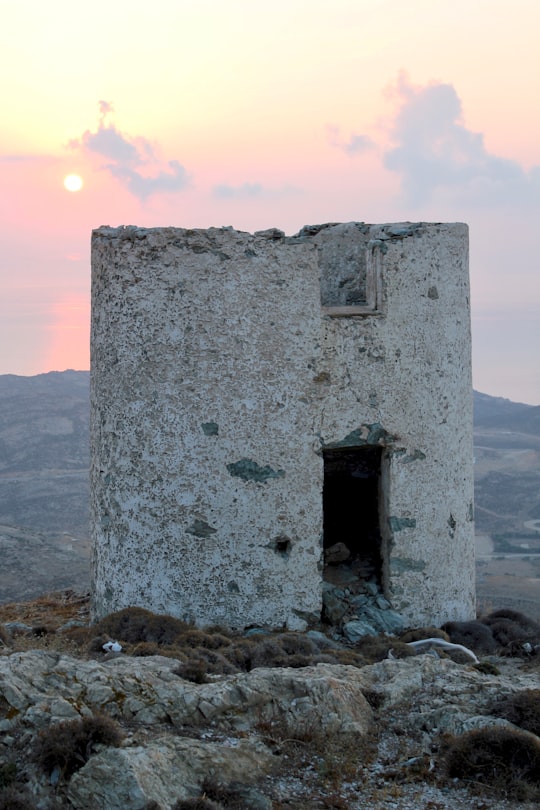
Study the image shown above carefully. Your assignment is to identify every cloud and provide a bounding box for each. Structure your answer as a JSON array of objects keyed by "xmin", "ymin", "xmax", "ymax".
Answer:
[
  {"xmin": 0, "ymin": 154, "xmax": 55, "ymax": 163},
  {"xmin": 213, "ymin": 182, "xmax": 264, "ymax": 199},
  {"xmin": 70, "ymin": 102, "xmax": 190, "ymax": 200},
  {"xmin": 212, "ymin": 182, "xmax": 300, "ymax": 200},
  {"xmin": 327, "ymin": 125, "xmax": 374, "ymax": 155},
  {"xmin": 383, "ymin": 72, "xmax": 540, "ymax": 206}
]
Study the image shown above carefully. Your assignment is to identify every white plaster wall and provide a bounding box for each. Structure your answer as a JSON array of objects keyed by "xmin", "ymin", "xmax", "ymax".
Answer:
[
  {"xmin": 317, "ymin": 223, "xmax": 475, "ymax": 624},
  {"xmin": 91, "ymin": 222, "xmax": 475, "ymax": 629},
  {"xmin": 91, "ymin": 227, "xmax": 324, "ymax": 629}
]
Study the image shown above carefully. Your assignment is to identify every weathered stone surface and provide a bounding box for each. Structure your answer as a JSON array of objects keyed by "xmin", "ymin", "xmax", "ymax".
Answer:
[
  {"xmin": 343, "ymin": 620, "xmax": 378, "ymax": 642},
  {"xmin": 91, "ymin": 222, "xmax": 475, "ymax": 629},
  {"xmin": 0, "ymin": 652, "xmax": 372, "ymax": 736},
  {"xmin": 68, "ymin": 736, "xmax": 274, "ymax": 810},
  {"xmin": 2, "ymin": 647, "xmax": 540, "ymax": 809}
]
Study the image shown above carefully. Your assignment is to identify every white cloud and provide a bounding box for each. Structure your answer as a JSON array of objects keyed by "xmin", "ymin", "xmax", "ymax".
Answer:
[
  {"xmin": 212, "ymin": 182, "xmax": 300, "ymax": 200},
  {"xmin": 383, "ymin": 72, "xmax": 540, "ymax": 207},
  {"xmin": 213, "ymin": 182, "xmax": 264, "ymax": 199},
  {"xmin": 327, "ymin": 125, "xmax": 374, "ymax": 156},
  {"xmin": 70, "ymin": 102, "xmax": 190, "ymax": 200}
]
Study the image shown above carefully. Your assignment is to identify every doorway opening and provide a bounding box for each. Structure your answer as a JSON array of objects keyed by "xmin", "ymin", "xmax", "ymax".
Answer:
[{"xmin": 323, "ymin": 446, "xmax": 383, "ymax": 587}]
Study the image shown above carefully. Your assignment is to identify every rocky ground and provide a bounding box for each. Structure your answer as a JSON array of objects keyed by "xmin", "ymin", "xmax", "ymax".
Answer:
[{"xmin": 0, "ymin": 593, "xmax": 539, "ymax": 810}]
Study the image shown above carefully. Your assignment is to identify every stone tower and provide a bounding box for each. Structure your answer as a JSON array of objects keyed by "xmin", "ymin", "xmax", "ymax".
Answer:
[{"xmin": 90, "ymin": 222, "xmax": 475, "ymax": 630}]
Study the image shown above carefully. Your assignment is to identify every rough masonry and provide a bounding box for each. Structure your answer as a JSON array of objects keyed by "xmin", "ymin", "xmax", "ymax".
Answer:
[{"xmin": 90, "ymin": 222, "xmax": 475, "ymax": 630}]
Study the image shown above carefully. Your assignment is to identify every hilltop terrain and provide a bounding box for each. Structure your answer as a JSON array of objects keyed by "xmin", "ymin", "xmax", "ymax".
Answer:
[{"xmin": 0, "ymin": 592, "xmax": 539, "ymax": 809}]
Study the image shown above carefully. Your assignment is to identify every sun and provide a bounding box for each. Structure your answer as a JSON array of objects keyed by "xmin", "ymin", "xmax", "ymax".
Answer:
[{"xmin": 63, "ymin": 174, "xmax": 83, "ymax": 192}]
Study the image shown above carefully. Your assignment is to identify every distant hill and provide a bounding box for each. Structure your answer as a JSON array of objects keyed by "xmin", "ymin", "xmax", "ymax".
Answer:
[
  {"xmin": 0, "ymin": 370, "xmax": 89, "ymax": 536},
  {"xmin": 0, "ymin": 372, "xmax": 538, "ymax": 607},
  {"xmin": 0, "ymin": 371, "xmax": 90, "ymax": 601},
  {"xmin": 473, "ymin": 391, "xmax": 540, "ymax": 532},
  {"xmin": 474, "ymin": 390, "xmax": 540, "ymax": 446}
]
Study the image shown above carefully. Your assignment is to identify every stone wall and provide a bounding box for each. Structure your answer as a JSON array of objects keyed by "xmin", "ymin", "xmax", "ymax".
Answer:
[{"xmin": 90, "ymin": 222, "xmax": 475, "ymax": 629}]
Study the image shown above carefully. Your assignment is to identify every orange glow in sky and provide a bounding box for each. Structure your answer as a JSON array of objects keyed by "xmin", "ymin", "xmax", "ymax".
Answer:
[{"xmin": 1, "ymin": 0, "xmax": 539, "ymax": 403}]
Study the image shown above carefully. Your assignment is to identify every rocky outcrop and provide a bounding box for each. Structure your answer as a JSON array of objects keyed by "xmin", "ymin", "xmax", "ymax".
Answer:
[
  {"xmin": 1, "ymin": 647, "xmax": 539, "ymax": 808},
  {"xmin": 0, "ymin": 652, "xmax": 373, "ymax": 735},
  {"xmin": 68, "ymin": 737, "xmax": 274, "ymax": 810}
]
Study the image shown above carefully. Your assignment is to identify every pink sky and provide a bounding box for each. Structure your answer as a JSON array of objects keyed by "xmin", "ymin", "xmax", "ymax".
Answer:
[{"xmin": 1, "ymin": 0, "xmax": 539, "ymax": 404}]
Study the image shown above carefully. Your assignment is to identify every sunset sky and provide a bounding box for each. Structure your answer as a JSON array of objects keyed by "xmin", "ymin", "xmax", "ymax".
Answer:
[{"xmin": 1, "ymin": 0, "xmax": 539, "ymax": 404}]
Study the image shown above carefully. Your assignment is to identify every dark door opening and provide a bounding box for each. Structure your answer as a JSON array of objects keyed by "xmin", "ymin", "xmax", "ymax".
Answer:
[{"xmin": 323, "ymin": 446, "xmax": 383, "ymax": 585}]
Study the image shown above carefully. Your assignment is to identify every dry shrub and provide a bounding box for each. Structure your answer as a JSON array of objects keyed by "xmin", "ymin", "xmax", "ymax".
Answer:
[
  {"xmin": 492, "ymin": 689, "xmax": 540, "ymax": 736},
  {"xmin": 222, "ymin": 638, "xmax": 255, "ymax": 670},
  {"xmin": 86, "ymin": 634, "xmax": 111, "ymax": 653},
  {"xmin": 0, "ymin": 784, "xmax": 37, "ymax": 809},
  {"xmin": 0, "ymin": 626, "xmax": 12, "ymax": 646},
  {"xmin": 331, "ymin": 648, "xmax": 369, "ymax": 667},
  {"xmin": 256, "ymin": 715, "xmax": 373, "ymax": 792},
  {"xmin": 277, "ymin": 633, "xmax": 320, "ymax": 657},
  {"xmin": 0, "ymin": 764, "xmax": 16, "ymax": 789},
  {"xmin": 187, "ymin": 648, "xmax": 237, "ymax": 675},
  {"xmin": 198, "ymin": 778, "xmax": 270, "ymax": 809},
  {"xmin": 473, "ymin": 661, "xmax": 500, "ymax": 675},
  {"xmin": 130, "ymin": 642, "xmax": 191, "ymax": 661},
  {"xmin": 485, "ymin": 608, "xmax": 540, "ymax": 634},
  {"xmin": 130, "ymin": 641, "xmax": 168, "ymax": 657},
  {"xmin": 482, "ymin": 609, "xmax": 540, "ymax": 653},
  {"xmin": 440, "ymin": 620, "xmax": 497, "ymax": 654},
  {"xmin": 227, "ymin": 635, "xmax": 319, "ymax": 671},
  {"xmin": 443, "ymin": 726, "xmax": 540, "ymax": 801},
  {"xmin": 361, "ymin": 688, "xmax": 386, "ymax": 710},
  {"xmin": 61, "ymin": 625, "xmax": 92, "ymax": 647},
  {"xmin": 34, "ymin": 713, "xmax": 124, "ymax": 780},
  {"xmin": 94, "ymin": 606, "xmax": 190, "ymax": 645},
  {"xmin": 178, "ymin": 629, "xmax": 232, "ymax": 650},
  {"xmin": 248, "ymin": 638, "xmax": 289, "ymax": 669},
  {"xmin": 282, "ymin": 653, "xmax": 315, "ymax": 668},
  {"xmin": 400, "ymin": 627, "xmax": 449, "ymax": 643},
  {"xmin": 173, "ymin": 659, "xmax": 209, "ymax": 684},
  {"xmin": 354, "ymin": 637, "xmax": 416, "ymax": 662}
]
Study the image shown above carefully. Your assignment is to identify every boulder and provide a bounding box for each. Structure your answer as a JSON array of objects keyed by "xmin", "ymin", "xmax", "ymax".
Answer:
[{"xmin": 68, "ymin": 736, "xmax": 274, "ymax": 809}]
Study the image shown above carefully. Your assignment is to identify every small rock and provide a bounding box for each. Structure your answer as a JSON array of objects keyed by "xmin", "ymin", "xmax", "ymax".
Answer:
[
  {"xmin": 343, "ymin": 620, "xmax": 378, "ymax": 642},
  {"xmin": 375, "ymin": 595, "xmax": 391, "ymax": 610},
  {"xmin": 322, "ymin": 590, "xmax": 348, "ymax": 625},
  {"xmin": 306, "ymin": 630, "xmax": 342, "ymax": 650},
  {"xmin": 364, "ymin": 581, "xmax": 379, "ymax": 597},
  {"xmin": 4, "ymin": 622, "xmax": 33, "ymax": 636},
  {"xmin": 324, "ymin": 542, "xmax": 351, "ymax": 564}
]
